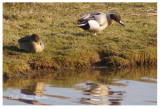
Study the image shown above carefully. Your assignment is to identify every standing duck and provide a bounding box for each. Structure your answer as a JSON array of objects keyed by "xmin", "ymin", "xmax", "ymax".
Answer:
[
  {"xmin": 78, "ymin": 12, "xmax": 125, "ymax": 35},
  {"xmin": 18, "ymin": 34, "xmax": 44, "ymax": 53}
]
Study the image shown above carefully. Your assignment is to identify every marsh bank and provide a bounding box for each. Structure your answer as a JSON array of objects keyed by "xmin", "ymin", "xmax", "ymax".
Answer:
[{"xmin": 3, "ymin": 3, "xmax": 157, "ymax": 78}]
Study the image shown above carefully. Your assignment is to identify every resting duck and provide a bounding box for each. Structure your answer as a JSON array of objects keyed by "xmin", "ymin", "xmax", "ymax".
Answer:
[
  {"xmin": 18, "ymin": 34, "xmax": 44, "ymax": 53},
  {"xmin": 78, "ymin": 12, "xmax": 125, "ymax": 35}
]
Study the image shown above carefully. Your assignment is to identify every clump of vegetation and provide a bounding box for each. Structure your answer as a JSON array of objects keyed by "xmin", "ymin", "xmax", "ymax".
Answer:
[{"xmin": 3, "ymin": 3, "xmax": 157, "ymax": 78}]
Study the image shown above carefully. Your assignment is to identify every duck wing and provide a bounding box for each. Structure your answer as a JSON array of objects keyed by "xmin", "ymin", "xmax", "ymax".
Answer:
[
  {"xmin": 18, "ymin": 36, "xmax": 31, "ymax": 43},
  {"xmin": 78, "ymin": 11, "xmax": 102, "ymax": 23}
]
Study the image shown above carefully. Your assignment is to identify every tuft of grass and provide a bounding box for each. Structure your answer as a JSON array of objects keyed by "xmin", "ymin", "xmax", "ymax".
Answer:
[{"xmin": 3, "ymin": 3, "xmax": 157, "ymax": 78}]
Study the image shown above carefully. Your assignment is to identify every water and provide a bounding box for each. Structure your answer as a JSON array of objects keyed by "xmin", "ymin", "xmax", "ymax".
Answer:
[{"xmin": 3, "ymin": 67, "xmax": 157, "ymax": 105}]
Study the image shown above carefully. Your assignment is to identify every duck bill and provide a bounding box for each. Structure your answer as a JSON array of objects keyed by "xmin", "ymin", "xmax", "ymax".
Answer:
[{"xmin": 119, "ymin": 21, "xmax": 125, "ymax": 26}]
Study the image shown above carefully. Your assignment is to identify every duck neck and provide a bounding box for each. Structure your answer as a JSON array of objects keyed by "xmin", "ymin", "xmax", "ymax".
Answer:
[{"xmin": 107, "ymin": 13, "xmax": 113, "ymax": 26}]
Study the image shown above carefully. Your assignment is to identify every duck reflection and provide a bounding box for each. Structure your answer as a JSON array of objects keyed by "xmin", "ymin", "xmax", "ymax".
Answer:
[
  {"xmin": 84, "ymin": 83, "xmax": 109, "ymax": 97},
  {"xmin": 80, "ymin": 83, "xmax": 124, "ymax": 105},
  {"xmin": 34, "ymin": 82, "xmax": 45, "ymax": 95},
  {"xmin": 21, "ymin": 82, "xmax": 70, "ymax": 100},
  {"xmin": 21, "ymin": 82, "xmax": 45, "ymax": 96}
]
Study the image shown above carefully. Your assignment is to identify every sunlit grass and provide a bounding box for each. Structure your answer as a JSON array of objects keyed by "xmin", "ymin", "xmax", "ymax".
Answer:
[{"xmin": 3, "ymin": 3, "xmax": 157, "ymax": 78}]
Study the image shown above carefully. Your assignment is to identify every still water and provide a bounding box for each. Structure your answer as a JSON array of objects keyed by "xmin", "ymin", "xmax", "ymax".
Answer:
[{"xmin": 3, "ymin": 67, "xmax": 157, "ymax": 105}]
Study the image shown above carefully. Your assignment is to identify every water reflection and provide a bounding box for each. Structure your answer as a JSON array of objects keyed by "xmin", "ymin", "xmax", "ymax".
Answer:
[
  {"xmin": 3, "ymin": 67, "xmax": 157, "ymax": 105},
  {"xmin": 21, "ymin": 82, "xmax": 70, "ymax": 101},
  {"xmin": 21, "ymin": 82, "xmax": 45, "ymax": 96},
  {"xmin": 84, "ymin": 83, "xmax": 109, "ymax": 97},
  {"xmin": 79, "ymin": 83, "xmax": 124, "ymax": 105},
  {"xmin": 3, "ymin": 96, "xmax": 48, "ymax": 105},
  {"xmin": 3, "ymin": 82, "xmax": 48, "ymax": 105}
]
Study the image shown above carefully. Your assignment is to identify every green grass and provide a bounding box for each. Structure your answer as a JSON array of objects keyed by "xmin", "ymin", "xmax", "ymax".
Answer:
[{"xmin": 3, "ymin": 3, "xmax": 157, "ymax": 78}]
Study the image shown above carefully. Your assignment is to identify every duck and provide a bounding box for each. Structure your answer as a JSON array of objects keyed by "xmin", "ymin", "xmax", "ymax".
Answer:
[
  {"xmin": 78, "ymin": 11, "xmax": 125, "ymax": 35},
  {"xmin": 18, "ymin": 34, "xmax": 44, "ymax": 53}
]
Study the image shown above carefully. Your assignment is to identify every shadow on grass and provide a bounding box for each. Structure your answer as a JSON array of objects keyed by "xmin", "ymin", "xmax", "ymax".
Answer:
[
  {"xmin": 71, "ymin": 32, "xmax": 88, "ymax": 37},
  {"xmin": 61, "ymin": 31, "xmax": 89, "ymax": 37},
  {"xmin": 44, "ymin": 33, "xmax": 57, "ymax": 37},
  {"xmin": 3, "ymin": 46, "xmax": 28, "ymax": 53},
  {"xmin": 92, "ymin": 51, "xmax": 115, "ymax": 67}
]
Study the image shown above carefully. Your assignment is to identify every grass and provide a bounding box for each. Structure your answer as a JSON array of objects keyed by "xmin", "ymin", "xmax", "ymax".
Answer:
[{"xmin": 3, "ymin": 3, "xmax": 157, "ymax": 78}]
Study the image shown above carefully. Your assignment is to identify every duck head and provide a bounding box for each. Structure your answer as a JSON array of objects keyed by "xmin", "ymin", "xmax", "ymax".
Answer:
[
  {"xmin": 31, "ymin": 34, "xmax": 40, "ymax": 42},
  {"xmin": 110, "ymin": 13, "xmax": 125, "ymax": 26}
]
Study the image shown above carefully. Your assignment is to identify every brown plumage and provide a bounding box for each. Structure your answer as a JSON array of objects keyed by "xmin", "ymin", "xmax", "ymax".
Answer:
[{"xmin": 18, "ymin": 34, "xmax": 44, "ymax": 53}]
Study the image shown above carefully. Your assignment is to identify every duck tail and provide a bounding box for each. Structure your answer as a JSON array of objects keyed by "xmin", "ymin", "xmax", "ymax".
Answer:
[
  {"xmin": 78, "ymin": 23, "xmax": 87, "ymax": 27},
  {"xmin": 77, "ymin": 22, "xmax": 90, "ymax": 30}
]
